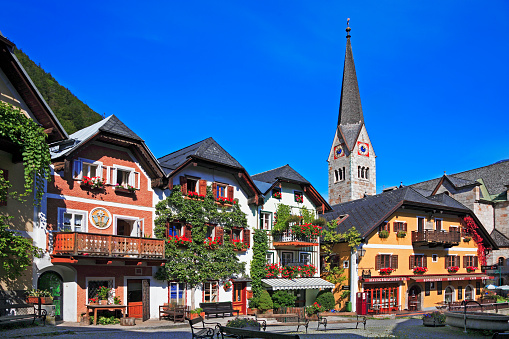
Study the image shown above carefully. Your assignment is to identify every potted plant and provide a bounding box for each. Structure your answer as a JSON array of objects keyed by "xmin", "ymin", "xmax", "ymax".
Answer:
[
  {"xmin": 26, "ymin": 289, "xmax": 53, "ymax": 305},
  {"xmin": 379, "ymin": 267, "xmax": 394, "ymax": 275},
  {"xmin": 305, "ymin": 302, "xmax": 324, "ymax": 321},
  {"xmin": 190, "ymin": 307, "xmax": 203, "ymax": 320},
  {"xmin": 97, "ymin": 286, "xmax": 111, "ymax": 305},
  {"xmin": 466, "ymin": 266, "xmax": 477, "ymax": 273},
  {"xmin": 396, "ymin": 230, "xmax": 406, "ymax": 238},
  {"xmin": 447, "ymin": 266, "xmax": 459, "ymax": 273},
  {"xmin": 413, "ymin": 266, "xmax": 428, "ymax": 274},
  {"xmin": 463, "ymin": 236, "xmax": 471, "ymax": 242},
  {"xmin": 81, "ymin": 176, "xmax": 105, "ymax": 189},
  {"xmin": 114, "ymin": 296, "xmax": 122, "ymax": 305},
  {"xmin": 224, "ymin": 280, "xmax": 232, "ymax": 291},
  {"xmin": 257, "ymin": 291, "xmax": 273, "ymax": 314},
  {"xmin": 422, "ymin": 311, "xmax": 446, "ymax": 327},
  {"xmin": 89, "ymin": 298, "xmax": 98, "ymax": 305},
  {"xmin": 378, "ymin": 230, "xmax": 389, "ymax": 238}
]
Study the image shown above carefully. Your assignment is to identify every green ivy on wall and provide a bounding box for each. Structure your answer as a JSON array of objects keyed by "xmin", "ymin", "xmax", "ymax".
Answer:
[{"xmin": 249, "ymin": 229, "xmax": 269, "ymax": 306}]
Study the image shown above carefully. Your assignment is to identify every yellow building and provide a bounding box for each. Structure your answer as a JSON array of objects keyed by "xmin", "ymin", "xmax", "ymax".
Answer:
[{"xmin": 324, "ymin": 186, "xmax": 498, "ymax": 313}]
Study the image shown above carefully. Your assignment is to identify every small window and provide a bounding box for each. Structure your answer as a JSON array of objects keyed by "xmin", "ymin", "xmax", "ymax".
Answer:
[
  {"xmin": 168, "ymin": 222, "xmax": 182, "ymax": 237},
  {"xmin": 216, "ymin": 184, "xmax": 226, "ymax": 198},
  {"xmin": 457, "ymin": 286, "xmax": 463, "ymax": 300},
  {"xmin": 83, "ymin": 162, "xmax": 99, "ymax": 178},
  {"xmin": 294, "ymin": 191, "xmax": 303, "ymax": 203},
  {"xmin": 232, "ymin": 228, "xmax": 242, "ymax": 241},
  {"xmin": 393, "ymin": 222, "xmax": 406, "ymax": 232},
  {"xmin": 435, "ymin": 219, "xmax": 442, "ymax": 231},
  {"xmin": 113, "ymin": 165, "xmax": 140, "ymax": 190},
  {"xmin": 437, "ymin": 281, "xmax": 443, "ymax": 295},
  {"xmin": 58, "ymin": 209, "xmax": 86, "ymax": 232},
  {"xmin": 282, "ymin": 252, "xmax": 293, "ymax": 266},
  {"xmin": 379, "ymin": 254, "xmax": 391, "ymax": 268},
  {"xmin": 271, "ymin": 189, "xmax": 281, "ymax": 199},
  {"xmin": 343, "ymin": 261, "xmax": 349, "ymax": 269},
  {"xmin": 187, "ymin": 178, "xmax": 197, "ymax": 193},
  {"xmin": 465, "ymin": 286, "xmax": 474, "ymax": 300},
  {"xmin": 410, "ymin": 255, "xmax": 426, "ymax": 268},
  {"xmin": 88, "ymin": 279, "xmax": 113, "ymax": 302},
  {"xmin": 450, "ymin": 226, "xmax": 458, "ymax": 233},
  {"xmin": 379, "ymin": 221, "xmax": 390, "ymax": 233},
  {"xmin": 464, "ymin": 256, "xmax": 478, "ymax": 267},
  {"xmin": 266, "ymin": 252, "xmax": 274, "ymax": 264},
  {"xmin": 498, "ymin": 257, "xmax": 505, "ymax": 266},
  {"xmin": 169, "ymin": 282, "xmax": 186, "ymax": 305},
  {"xmin": 425, "ymin": 282, "xmax": 430, "ymax": 296},
  {"xmin": 116, "ymin": 169, "xmax": 130, "ymax": 186},
  {"xmin": 334, "ymin": 170, "xmax": 339, "ymax": 182},
  {"xmin": 260, "ymin": 212, "xmax": 271, "ymax": 230},
  {"xmin": 417, "ymin": 217, "xmax": 425, "ymax": 232},
  {"xmin": 432, "ymin": 254, "xmax": 438, "ymax": 262},
  {"xmin": 206, "ymin": 226, "xmax": 215, "ymax": 239},
  {"xmin": 300, "ymin": 252, "xmax": 311, "ymax": 265},
  {"xmin": 203, "ymin": 281, "xmax": 219, "ymax": 302}
]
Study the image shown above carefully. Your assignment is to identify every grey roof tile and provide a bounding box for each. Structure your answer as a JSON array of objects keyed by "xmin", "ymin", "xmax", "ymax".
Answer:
[
  {"xmin": 99, "ymin": 115, "xmax": 141, "ymax": 140},
  {"xmin": 491, "ymin": 229, "xmax": 509, "ymax": 248},
  {"xmin": 251, "ymin": 164, "xmax": 310, "ymax": 185},
  {"xmin": 158, "ymin": 137, "xmax": 244, "ymax": 175}
]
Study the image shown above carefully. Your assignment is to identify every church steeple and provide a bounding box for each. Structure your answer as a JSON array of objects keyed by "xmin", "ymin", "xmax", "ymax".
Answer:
[
  {"xmin": 337, "ymin": 19, "xmax": 364, "ymax": 151},
  {"xmin": 327, "ymin": 19, "xmax": 376, "ymax": 205}
]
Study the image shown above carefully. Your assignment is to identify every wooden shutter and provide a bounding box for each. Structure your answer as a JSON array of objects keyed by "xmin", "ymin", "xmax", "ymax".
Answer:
[
  {"xmin": 386, "ymin": 223, "xmax": 390, "ymax": 232},
  {"xmin": 0, "ymin": 169, "xmax": 7, "ymax": 206},
  {"xmin": 72, "ymin": 160, "xmax": 82, "ymax": 179},
  {"xmin": 455, "ymin": 256, "xmax": 460, "ymax": 267},
  {"xmin": 212, "ymin": 182, "xmax": 217, "ymax": 198},
  {"xmin": 423, "ymin": 255, "xmax": 427, "ymax": 268},
  {"xmin": 393, "ymin": 222, "xmax": 397, "ymax": 232},
  {"xmin": 111, "ymin": 167, "xmax": 117, "ymax": 185},
  {"xmin": 474, "ymin": 256, "xmax": 479, "ymax": 267},
  {"xmin": 403, "ymin": 222, "xmax": 407, "ymax": 231},
  {"xmin": 409, "ymin": 255, "xmax": 415, "ymax": 269},
  {"xmin": 243, "ymin": 229, "xmax": 251, "ymax": 248},
  {"xmin": 391, "ymin": 255, "xmax": 398, "ymax": 269},
  {"xmin": 180, "ymin": 176, "xmax": 187, "ymax": 194},
  {"xmin": 105, "ymin": 166, "xmax": 111, "ymax": 184},
  {"xmin": 199, "ymin": 180, "xmax": 207, "ymax": 196},
  {"xmin": 463, "ymin": 256, "xmax": 466, "ymax": 268},
  {"xmin": 227, "ymin": 186, "xmax": 234, "ymax": 200},
  {"xmin": 184, "ymin": 225, "xmax": 192, "ymax": 240},
  {"xmin": 215, "ymin": 226, "xmax": 223, "ymax": 245},
  {"xmin": 445, "ymin": 256, "xmax": 449, "ymax": 268},
  {"xmin": 134, "ymin": 172, "xmax": 140, "ymax": 189},
  {"xmin": 375, "ymin": 255, "xmax": 381, "ymax": 270}
]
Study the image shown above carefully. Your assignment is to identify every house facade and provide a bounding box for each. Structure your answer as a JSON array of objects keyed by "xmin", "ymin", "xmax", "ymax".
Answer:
[
  {"xmin": 324, "ymin": 186, "xmax": 497, "ymax": 313},
  {"xmin": 156, "ymin": 137, "xmax": 262, "ymax": 315},
  {"xmin": 252, "ymin": 164, "xmax": 334, "ymax": 306},
  {"xmin": 37, "ymin": 115, "xmax": 166, "ymax": 321}
]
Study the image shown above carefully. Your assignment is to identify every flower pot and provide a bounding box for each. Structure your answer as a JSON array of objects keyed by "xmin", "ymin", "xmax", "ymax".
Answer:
[
  {"xmin": 26, "ymin": 297, "xmax": 39, "ymax": 304},
  {"xmin": 99, "ymin": 299, "xmax": 108, "ymax": 305}
]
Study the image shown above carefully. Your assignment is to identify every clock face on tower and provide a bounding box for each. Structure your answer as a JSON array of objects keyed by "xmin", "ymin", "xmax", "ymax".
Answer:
[
  {"xmin": 357, "ymin": 142, "xmax": 369, "ymax": 156},
  {"xmin": 334, "ymin": 145, "xmax": 344, "ymax": 159}
]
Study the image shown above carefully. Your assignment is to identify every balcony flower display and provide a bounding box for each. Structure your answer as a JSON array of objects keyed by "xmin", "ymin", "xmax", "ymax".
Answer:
[
  {"xmin": 396, "ymin": 230, "xmax": 406, "ymax": 238},
  {"xmin": 216, "ymin": 197, "xmax": 237, "ymax": 205},
  {"xmin": 378, "ymin": 230, "xmax": 389, "ymax": 238},
  {"xmin": 379, "ymin": 267, "xmax": 394, "ymax": 275},
  {"xmin": 300, "ymin": 264, "xmax": 316, "ymax": 277},
  {"xmin": 115, "ymin": 183, "xmax": 136, "ymax": 192},
  {"xmin": 290, "ymin": 223, "xmax": 322, "ymax": 239},
  {"xmin": 168, "ymin": 235, "xmax": 192, "ymax": 247},
  {"xmin": 265, "ymin": 264, "xmax": 281, "ymax": 278},
  {"xmin": 232, "ymin": 239, "xmax": 247, "ymax": 251},
  {"xmin": 81, "ymin": 176, "xmax": 105, "ymax": 189},
  {"xmin": 273, "ymin": 191, "xmax": 282, "ymax": 199},
  {"xmin": 187, "ymin": 191, "xmax": 205, "ymax": 200},
  {"xmin": 466, "ymin": 266, "xmax": 477, "ymax": 273},
  {"xmin": 413, "ymin": 266, "xmax": 428, "ymax": 274},
  {"xmin": 447, "ymin": 266, "xmax": 459, "ymax": 273},
  {"xmin": 281, "ymin": 266, "xmax": 300, "ymax": 279},
  {"xmin": 204, "ymin": 236, "xmax": 220, "ymax": 249}
]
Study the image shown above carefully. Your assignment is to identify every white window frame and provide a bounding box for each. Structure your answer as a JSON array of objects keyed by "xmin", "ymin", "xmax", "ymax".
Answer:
[
  {"xmin": 57, "ymin": 208, "xmax": 87, "ymax": 232},
  {"xmin": 343, "ymin": 260, "xmax": 349, "ymax": 269},
  {"xmin": 203, "ymin": 281, "xmax": 219, "ymax": 303},
  {"xmin": 169, "ymin": 281, "xmax": 186, "ymax": 305},
  {"xmin": 260, "ymin": 211, "xmax": 272, "ymax": 230},
  {"xmin": 432, "ymin": 254, "xmax": 438, "ymax": 262},
  {"xmin": 266, "ymin": 252, "xmax": 274, "ymax": 264},
  {"xmin": 299, "ymin": 252, "xmax": 311, "ymax": 265},
  {"xmin": 113, "ymin": 214, "xmax": 144, "ymax": 237},
  {"xmin": 73, "ymin": 157, "xmax": 103, "ymax": 181},
  {"xmin": 111, "ymin": 164, "xmax": 140, "ymax": 189}
]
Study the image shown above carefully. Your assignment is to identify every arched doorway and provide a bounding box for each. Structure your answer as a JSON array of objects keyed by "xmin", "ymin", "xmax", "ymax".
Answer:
[
  {"xmin": 445, "ymin": 286, "xmax": 454, "ymax": 303},
  {"xmin": 38, "ymin": 271, "xmax": 63, "ymax": 320},
  {"xmin": 408, "ymin": 285, "xmax": 421, "ymax": 311},
  {"xmin": 465, "ymin": 286, "xmax": 474, "ymax": 300}
]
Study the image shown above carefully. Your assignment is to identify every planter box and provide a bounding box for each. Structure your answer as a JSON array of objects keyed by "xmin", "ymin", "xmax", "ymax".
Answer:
[
  {"xmin": 120, "ymin": 317, "xmax": 136, "ymax": 326},
  {"xmin": 26, "ymin": 296, "xmax": 53, "ymax": 305},
  {"xmin": 99, "ymin": 300, "xmax": 108, "ymax": 305},
  {"xmin": 423, "ymin": 317, "xmax": 445, "ymax": 327},
  {"xmin": 115, "ymin": 187, "xmax": 135, "ymax": 194}
]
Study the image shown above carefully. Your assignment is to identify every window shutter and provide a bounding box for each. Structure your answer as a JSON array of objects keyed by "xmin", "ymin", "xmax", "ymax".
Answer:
[
  {"xmin": 0, "ymin": 169, "xmax": 7, "ymax": 206},
  {"xmin": 227, "ymin": 186, "xmax": 234, "ymax": 200},
  {"xmin": 455, "ymin": 256, "xmax": 460, "ymax": 267},
  {"xmin": 215, "ymin": 226, "xmax": 223, "ymax": 245},
  {"xmin": 129, "ymin": 171, "xmax": 135, "ymax": 187},
  {"xmin": 445, "ymin": 256, "xmax": 449, "ymax": 269},
  {"xmin": 243, "ymin": 229, "xmax": 251, "ymax": 248},
  {"xmin": 111, "ymin": 167, "xmax": 117, "ymax": 186},
  {"xmin": 409, "ymin": 255, "xmax": 414, "ymax": 269},
  {"xmin": 463, "ymin": 256, "xmax": 466, "ymax": 268},
  {"xmin": 106, "ymin": 166, "xmax": 111, "ymax": 184},
  {"xmin": 199, "ymin": 180, "xmax": 207, "ymax": 196},
  {"xmin": 404, "ymin": 222, "xmax": 407, "ymax": 231},
  {"xmin": 134, "ymin": 172, "xmax": 140, "ymax": 189},
  {"xmin": 387, "ymin": 223, "xmax": 391, "ymax": 232},
  {"xmin": 184, "ymin": 225, "xmax": 192, "ymax": 240},
  {"xmin": 391, "ymin": 255, "xmax": 398, "ymax": 269},
  {"xmin": 474, "ymin": 256, "xmax": 478, "ymax": 267},
  {"xmin": 73, "ymin": 160, "xmax": 83, "ymax": 179},
  {"xmin": 423, "ymin": 255, "xmax": 427, "ymax": 268},
  {"xmin": 393, "ymin": 222, "xmax": 397, "ymax": 232},
  {"xmin": 180, "ymin": 176, "xmax": 187, "ymax": 194},
  {"xmin": 375, "ymin": 255, "xmax": 381, "ymax": 270},
  {"xmin": 212, "ymin": 182, "xmax": 217, "ymax": 198}
]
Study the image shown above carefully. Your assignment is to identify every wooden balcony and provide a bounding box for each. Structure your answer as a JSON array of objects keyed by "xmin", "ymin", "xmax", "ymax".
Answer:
[
  {"xmin": 411, "ymin": 230, "xmax": 460, "ymax": 248},
  {"xmin": 272, "ymin": 231, "xmax": 319, "ymax": 247},
  {"xmin": 51, "ymin": 232, "xmax": 165, "ymax": 259}
]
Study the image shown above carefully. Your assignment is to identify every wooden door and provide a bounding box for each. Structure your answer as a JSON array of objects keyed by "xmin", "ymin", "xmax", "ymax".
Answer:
[
  {"xmin": 232, "ymin": 282, "xmax": 246, "ymax": 315},
  {"xmin": 127, "ymin": 279, "xmax": 143, "ymax": 318},
  {"xmin": 38, "ymin": 271, "xmax": 63, "ymax": 320},
  {"xmin": 142, "ymin": 279, "xmax": 150, "ymax": 321}
]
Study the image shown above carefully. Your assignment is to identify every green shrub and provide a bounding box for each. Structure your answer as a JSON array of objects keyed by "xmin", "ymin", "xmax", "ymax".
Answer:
[
  {"xmin": 257, "ymin": 290, "xmax": 273, "ymax": 312},
  {"xmin": 315, "ymin": 290, "xmax": 335, "ymax": 311},
  {"xmin": 248, "ymin": 296, "xmax": 259, "ymax": 309},
  {"xmin": 226, "ymin": 318, "xmax": 260, "ymax": 328},
  {"xmin": 271, "ymin": 290, "xmax": 296, "ymax": 309}
]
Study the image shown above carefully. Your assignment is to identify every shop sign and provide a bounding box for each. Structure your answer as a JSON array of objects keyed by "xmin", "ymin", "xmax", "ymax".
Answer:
[
  {"xmin": 414, "ymin": 275, "xmax": 493, "ymax": 282},
  {"xmin": 342, "ymin": 285, "xmax": 350, "ymax": 290},
  {"xmin": 362, "ymin": 277, "xmax": 409, "ymax": 282}
]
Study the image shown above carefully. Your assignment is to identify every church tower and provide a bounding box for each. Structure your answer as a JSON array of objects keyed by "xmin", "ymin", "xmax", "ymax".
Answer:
[{"xmin": 328, "ymin": 20, "xmax": 376, "ymax": 205}]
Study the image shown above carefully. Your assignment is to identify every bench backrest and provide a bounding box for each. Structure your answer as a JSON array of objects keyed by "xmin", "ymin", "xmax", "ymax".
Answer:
[
  {"xmin": 188, "ymin": 316, "xmax": 204, "ymax": 327},
  {"xmin": 220, "ymin": 326, "xmax": 299, "ymax": 339}
]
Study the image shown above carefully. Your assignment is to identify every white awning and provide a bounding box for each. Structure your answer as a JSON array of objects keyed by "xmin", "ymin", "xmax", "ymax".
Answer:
[{"xmin": 261, "ymin": 278, "xmax": 335, "ymax": 290}]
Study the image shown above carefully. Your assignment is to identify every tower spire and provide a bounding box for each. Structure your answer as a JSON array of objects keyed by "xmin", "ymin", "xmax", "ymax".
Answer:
[{"xmin": 337, "ymin": 18, "xmax": 364, "ymax": 151}]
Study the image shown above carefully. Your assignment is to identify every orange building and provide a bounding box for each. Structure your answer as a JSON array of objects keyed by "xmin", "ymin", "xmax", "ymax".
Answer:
[{"xmin": 324, "ymin": 186, "xmax": 498, "ymax": 313}]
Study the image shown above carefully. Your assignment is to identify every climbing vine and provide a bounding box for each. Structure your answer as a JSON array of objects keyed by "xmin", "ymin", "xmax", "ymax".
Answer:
[
  {"xmin": 154, "ymin": 185, "xmax": 247, "ymax": 299},
  {"xmin": 462, "ymin": 215, "xmax": 487, "ymax": 265},
  {"xmin": 249, "ymin": 229, "xmax": 269, "ymax": 307},
  {"xmin": 0, "ymin": 102, "xmax": 52, "ymax": 205}
]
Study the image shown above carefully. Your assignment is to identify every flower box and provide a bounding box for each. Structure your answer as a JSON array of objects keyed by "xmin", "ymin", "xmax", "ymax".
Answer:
[
  {"xmin": 466, "ymin": 266, "xmax": 477, "ymax": 273},
  {"xmin": 378, "ymin": 230, "xmax": 389, "ymax": 238},
  {"xmin": 115, "ymin": 186, "xmax": 136, "ymax": 194},
  {"xmin": 447, "ymin": 266, "xmax": 459, "ymax": 273},
  {"xmin": 272, "ymin": 191, "xmax": 282, "ymax": 199},
  {"xmin": 81, "ymin": 176, "xmax": 105, "ymax": 190},
  {"xmin": 26, "ymin": 296, "xmax": 53, "ymax": 305},
  {"xmin": 396, "ymin": 230, "xmax": 406, "ymax": 238},
  {"xmin": 413, "ymin": 266, "xmax": 428, "ymax": 274},
  {"xmin": 379, "ymin": 267, "xmax": 394, "ymax": 275}
]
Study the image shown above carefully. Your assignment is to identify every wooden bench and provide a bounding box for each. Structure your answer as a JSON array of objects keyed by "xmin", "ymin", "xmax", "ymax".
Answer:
[
  {"xmin": 159, "ymin": 304, "xmax": 189, "ymax": 322},
  {"xmin": 199, "ymin": 302, "xmax": 239, "ymax": 319},
  {"xmin": 188, "ymin": 316, "xmax": 221, "ymax": 339},
  {"xmin": 219, "ymin": 325, "xmax": 300, "ymax": 339},
  {"xmin": 255, "ymin": 313, "xmax": 309, "ymax": 333},
  {"xmin": 316, "ymin": 313, "xmax": 366, "ymax": 331},
  {"xmin": 0, "ymin": 303, "xmax": 46, "ymax": 326}
]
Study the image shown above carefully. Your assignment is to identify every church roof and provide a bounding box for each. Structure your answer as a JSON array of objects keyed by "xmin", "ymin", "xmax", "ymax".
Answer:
[
  {"xmin": 411, "ymin": 160, "xmax": 509, "ymax": 196},
  {"xmin": 251, "ymin": 164, "xmax": 310, "ymax": 185},
  {"xmin": 158, "ymin": 137, "xmax": 244, "ymax": 175},
  {"xmin": 337, "ymin": 27, "xmax": 364, "ymax": 151}
]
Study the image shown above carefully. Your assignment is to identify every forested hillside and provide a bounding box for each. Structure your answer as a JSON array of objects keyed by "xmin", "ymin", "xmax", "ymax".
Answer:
[{"xmin": 13, "ymin": 47, "xmax": 102, "ymax": 135}]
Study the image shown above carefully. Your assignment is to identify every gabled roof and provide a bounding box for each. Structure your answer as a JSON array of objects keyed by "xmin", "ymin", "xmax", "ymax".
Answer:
[
  {"xmin": 323, "ymin": 186, "xmax": 496, "ymax": 250},
  {"xmin": 252, "ymin": 164, "xmax": 310, "ymax": 185},
  {"xmin": 158, "ymin": 137, "xmax": 243, "ymax": 175},
  {"xmin": 336, "ymin": 27, "xmax": 364, "ymax": 151},
  {"xmin": 0, "ymin": 33, "xmax": 67, "ymax": 142},
  {"xmin": 411, "ymin": 160, "xmax": 509, "ymax": 197},
  {"xmin": 491, "ymin": 229, "xmax": 509, "ymax": 248}
]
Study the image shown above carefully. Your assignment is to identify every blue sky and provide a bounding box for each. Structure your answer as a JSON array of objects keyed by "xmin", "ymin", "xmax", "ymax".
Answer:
[{"xmin": 2, "ymin": 1, "xmax": 508, "ymax": 200}]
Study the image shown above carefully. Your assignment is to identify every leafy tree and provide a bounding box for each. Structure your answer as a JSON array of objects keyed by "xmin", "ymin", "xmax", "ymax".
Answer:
[{"xmin": 154, "ymin": 185, "xmax": 247, "ymax": 308}]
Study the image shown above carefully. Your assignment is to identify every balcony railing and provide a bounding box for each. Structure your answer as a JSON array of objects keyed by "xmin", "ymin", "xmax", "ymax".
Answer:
[
  {"xmin": 51, "ymin": 232, "xmax": 165, "ymax": 259},
  {"xmin": 272, "ymin": 231, "xmax": 319, "ymax": 246},
  {"xmin": 411, "ymin": 230, "xmax": 460, "ymax": 247}
]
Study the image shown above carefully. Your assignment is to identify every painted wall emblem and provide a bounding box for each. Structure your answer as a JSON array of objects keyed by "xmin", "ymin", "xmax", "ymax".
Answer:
[
  {"xmin": 334, "ymin": 145, "xmax": 345, "ymax": 159},
  {"xmin": 89, "ymin": 207, "xmax": 112, "ymax": 229},
  {"xmin": 357, "ymin": 142, "xmax": 369, "ymax": 156}
]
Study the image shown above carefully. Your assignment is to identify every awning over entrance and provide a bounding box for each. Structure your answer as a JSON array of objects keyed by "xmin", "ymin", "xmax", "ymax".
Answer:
[
  {"xmin": 411, "ymin": 274, "xmax": 493, "ymax": 282},
  {"xmin": 261, "ymin": 278, "xmax": 335, "ymax": 290}
]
